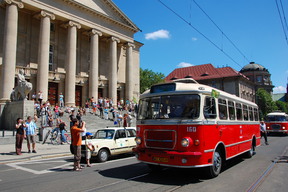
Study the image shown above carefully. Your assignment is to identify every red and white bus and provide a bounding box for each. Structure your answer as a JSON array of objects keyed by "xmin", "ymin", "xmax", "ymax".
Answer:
[
  {"xmin": 134, "ymin": 79, "xmax": 261, "ymax": 177},
  {"xmin": 265, "ymin": 112, "xmax": 288, "ymax": 135}
]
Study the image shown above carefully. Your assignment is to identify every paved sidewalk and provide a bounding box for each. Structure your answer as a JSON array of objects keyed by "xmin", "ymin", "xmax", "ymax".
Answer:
[
  {"xmin": 0, "ymin": 110, "xmax": 136, "ymax": 163},
  {"xmin": 0, "ymin": 140, "xmax": 72, "ymax": 164}
]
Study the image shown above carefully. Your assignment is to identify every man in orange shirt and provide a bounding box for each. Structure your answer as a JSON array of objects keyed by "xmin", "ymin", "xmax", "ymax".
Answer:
[{"xmin": 71, "ymin": 118, "xmax": 86, "ymax": 171}]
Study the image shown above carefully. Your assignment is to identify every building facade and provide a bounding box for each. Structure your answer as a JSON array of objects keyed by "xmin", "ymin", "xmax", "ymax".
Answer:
[
  {"xmin": 165, "ymin": 64, "xmax": 256, "ymax": 102},
  {"xmin": 239, "ymin": 62, "xmax": 274, "ymax": 94},
  {"xmin": 0, "ymin": 0, "xmax": 142, "ymax": 106}
]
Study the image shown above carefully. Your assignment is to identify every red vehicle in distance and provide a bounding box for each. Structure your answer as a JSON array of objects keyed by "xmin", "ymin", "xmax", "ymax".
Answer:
[
  {"xmin": 134, "ymin": 79, "xmax": 260, "ymax": 178},
  {"xmin": 265, "ymin": 112, "xmax": 288, "ymax": 135}
]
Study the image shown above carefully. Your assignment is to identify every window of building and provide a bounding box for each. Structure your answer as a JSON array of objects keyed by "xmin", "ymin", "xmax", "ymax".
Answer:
[
  {"xmin": 218, "ymin": 98, "xmax": 228, "ymax": 120},
  {"xmin": 256, "ymin": 76, "xmax": 262, "ymax": 83},
  {"xmin": 204, "ymin": 97, "xmax": 216, "ymax": 119},
  {"xmin": 228, "ymin": 101, "xmax": 235, "ymax": 120},
  {"xmin": 236, "ymin": 103, "xmax": 242, "ymax": 120},
  {"xmin": 249, "ymin": 106, "xmax": 254, "ymax": 121},
  {"xmin": 243, "ymin": 105, "xmax": 249, "ymax": 121},
  {"xmin": 49, "ymin": 45, "xmax": 53, "ymax": 71}
]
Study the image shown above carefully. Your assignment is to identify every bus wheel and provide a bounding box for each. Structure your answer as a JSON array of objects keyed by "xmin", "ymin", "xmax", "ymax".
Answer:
[
  {"xmin": 148, "ymin": 164, "xmax": 163, "ymax": 172},
  {"xmin": 97, "ymin": 149, "xmax": 109, "ymax": 162},
  {"xmin": 207, "ymin": 149, "xmax": 222, "ymax": 178},
  {"xmin": 245, "ymin": 143, "xmax": 255, "ymax": 158}
]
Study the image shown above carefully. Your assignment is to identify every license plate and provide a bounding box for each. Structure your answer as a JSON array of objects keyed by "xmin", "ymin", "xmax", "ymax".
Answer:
[{"xmin": 153, "ymin": 157, "xmax": 169, "ymax": 163}]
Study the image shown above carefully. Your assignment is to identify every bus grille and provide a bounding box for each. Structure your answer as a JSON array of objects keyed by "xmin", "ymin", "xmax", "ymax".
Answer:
[
  {"xmin": 271, "ymin": 124, "xmax": 281, "ymax": 130},
  {"xmin": 144, "ymin": 130, "xmax": 176, "ymax": 149}
]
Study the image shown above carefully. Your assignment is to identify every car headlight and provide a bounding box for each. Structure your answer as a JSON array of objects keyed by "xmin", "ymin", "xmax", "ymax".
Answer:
[
  {"xmin": 181, "ymin": 138, "xmax": 190, "ymax": 147},
  {"xmin": 135, "ymin": 137, "xmax": 142, "ymax": 145}
]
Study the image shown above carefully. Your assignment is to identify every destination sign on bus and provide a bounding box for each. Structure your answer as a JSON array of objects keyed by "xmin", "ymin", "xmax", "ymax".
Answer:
[{"xmin": 150, "ymin": 83, "xmax": 176, "ymax": 93}]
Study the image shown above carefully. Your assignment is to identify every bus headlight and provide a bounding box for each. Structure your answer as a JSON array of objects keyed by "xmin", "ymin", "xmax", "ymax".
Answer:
[
  {"xmin": 135, "ymin": 137, "xmax": 142, "ymax": 145},
  {"xmin": 283, "ymin": 127, "xmax": 285, "ymax": 130},
  {"xmin": 181, "ymin": 138, "xmax": 190, "ymax": 147}
]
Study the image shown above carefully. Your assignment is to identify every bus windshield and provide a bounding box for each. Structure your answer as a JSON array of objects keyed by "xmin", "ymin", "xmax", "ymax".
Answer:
[
  {"xmin": 266, "ymin": 115, "xmax": 287, "ymax": 122},
  {"xmin": 138, "ymin": 94, "xmax": 200, "ymax": 120}
]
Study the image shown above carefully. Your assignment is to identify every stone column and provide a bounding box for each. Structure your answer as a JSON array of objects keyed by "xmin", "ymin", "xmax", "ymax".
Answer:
[
  {"xmin": 64, "ymin": 21, "xmax": 81, "ymax": 106},
  {"xmin": 89, "ymin": 29, "xmax": 102, "ymax": 102},
  {"xmin": 0, "ymin": 0, "xmax": 24, "ymax": 103},
  {"xmin": 109, "ymin": 36, "xmax": 120, "ymax": 105},
  {"xmin": 36, "ymin": 10, "xmax": 55, "ymax": 102},
  {"xmin": 125, "ymin": 42, "xmax": 135, "ymax": 101}
]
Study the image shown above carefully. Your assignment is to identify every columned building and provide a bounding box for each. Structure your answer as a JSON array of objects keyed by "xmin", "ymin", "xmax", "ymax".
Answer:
[{"xmin": 0, "ymin": 0, "xmax": 142, "ymax": 106}]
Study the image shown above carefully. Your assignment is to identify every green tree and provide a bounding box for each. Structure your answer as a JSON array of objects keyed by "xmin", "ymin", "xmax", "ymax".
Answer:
[
  {"xmin": 140, "ymin": 68, "xmax": 165, "ymax": 93},
  {"xmin": 275, "ymin": 100, "xmax": 288, "ymax": 113},
  {"xmin": 256, "ymin": 88, "xmax": 278, "ymax": 119}
]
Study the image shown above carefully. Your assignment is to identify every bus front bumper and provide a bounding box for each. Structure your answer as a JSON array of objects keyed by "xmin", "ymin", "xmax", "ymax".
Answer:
[{"xmin": 132, "ymin": 148, "xmax": 209, "ymax": 168}]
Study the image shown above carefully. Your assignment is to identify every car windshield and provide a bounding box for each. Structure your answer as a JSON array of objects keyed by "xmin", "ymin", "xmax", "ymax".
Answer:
[
  {"xmin": 138, "ymin": 94, "xmax": 200, "ymax": 120},
  {"xmin": 94, "ymin": 129, "xmax": 115, "ymax": 139},
  {"xmin": 266, "ymin": 115, "xmax": 287, "ymax": 122}
]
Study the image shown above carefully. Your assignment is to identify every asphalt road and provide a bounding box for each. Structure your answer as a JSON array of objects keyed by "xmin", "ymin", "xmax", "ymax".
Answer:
[{"xmin": 0, "ymin": 135, "xmax": 287, "ymax": 192}]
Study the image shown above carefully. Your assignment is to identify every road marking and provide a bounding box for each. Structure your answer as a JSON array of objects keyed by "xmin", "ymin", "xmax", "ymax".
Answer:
[
  {"xmin": 84, "ymin": 173, "xmax": 149, "ymax": 192},
  {"xmin": 7, "ymin": 161, "xmax": 72, "ymax": 175},
  {"xmin": 5, "ymin": 155, "xmax": 136, "ymax": 175}
]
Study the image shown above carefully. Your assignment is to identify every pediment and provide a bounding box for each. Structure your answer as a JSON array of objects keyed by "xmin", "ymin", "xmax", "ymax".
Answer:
[{"xmin": 72, "ymin": 0, "xmax": 139, "ymax": 31}]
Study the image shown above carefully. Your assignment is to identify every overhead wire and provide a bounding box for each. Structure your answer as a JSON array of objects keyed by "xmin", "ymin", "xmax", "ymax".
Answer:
[
  {"xmin": 157, "ymin": 0, "xmax": 243, "ymax": 68},
  {"xmin": 275, "ymin": 0, "xmax": 288, "ymax": 45},
  {"xmin": 192, "ymin": 0, "xmax": 250, "ymax": 63},
  {"xmin": 279, "ymin": 0, "xmax": 288, "ymax": 32}
]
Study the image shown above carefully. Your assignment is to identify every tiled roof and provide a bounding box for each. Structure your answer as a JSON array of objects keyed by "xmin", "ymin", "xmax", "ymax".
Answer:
[{"xmin": 165, "ymin": 64, "xmax": 248, "ymax": 82}]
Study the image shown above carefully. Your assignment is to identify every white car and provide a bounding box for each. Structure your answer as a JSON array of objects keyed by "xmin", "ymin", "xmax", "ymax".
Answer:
[{"xmin": 81, "ymin": 127, "xmax": 136, "ymax": 162}]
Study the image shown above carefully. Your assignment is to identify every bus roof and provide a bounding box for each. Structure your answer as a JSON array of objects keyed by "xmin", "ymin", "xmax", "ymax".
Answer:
[
  {"xmin": 266, "ymin": 112, "xmax": 288, "ymax": 116},
  {"xmin": 141, "ymin": 80, "xmax": 257, "ymax": 107}
]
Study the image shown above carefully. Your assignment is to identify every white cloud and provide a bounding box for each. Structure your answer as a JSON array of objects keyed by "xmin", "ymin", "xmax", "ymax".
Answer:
[
  {"xmin": 145, "ymin": 29, "xmax": 170, "ymax": 40},
  {"xmin": 177, "ymin": 62, "xmax": 194, "ymax": 68},
  {"xmin": 273, "ymin": 86, "xmax": 286, "ymax": 93},
  {"xmin": 191, "ymin": 37, "xmax": 198, "ymax": 41}
]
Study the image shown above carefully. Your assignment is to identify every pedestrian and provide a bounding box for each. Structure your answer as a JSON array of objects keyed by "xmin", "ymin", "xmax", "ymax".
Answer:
[
  {"xmin": 25, "ymin": 116, "xmax": 38, "ymax": 153},
  {"xmin": 260, "ymin": 121, "xmax": 269, "ymax": 145},
  {"xmin": 15, "ymin": 118, "xmax": 26, "ymax": 155},
  {"xmin": 59, "ymin": 93, "xmax": 64, "ymax": 108},
  {"xmin": 54, "ymin": 103, "xmax": 59, "ymax": 119},
  {"xmin": 32, "ymin": 92, "xmax": 36, "ymax": 101},
  {"xmin": 58, "ymin": 119, "xmax": 67, "ymax": 144},
  {"xmin": 40, "ymin": 104, "xmax": 47, "ymax": 127},
  {"xmin": 127, "ymin": 112, "xmax": 132, "ymax": 127},
  {"xmin": 123, "ymin": 113, "xmax": 128, "ymax": 127},
  {"xmin": 71, "ymin": 118, "xmax": 85, "ymax": 171},
  {"xmin": 85, "ymin": 132, "xmax": 94, "ymax": 167},
  {"xmin": 38, "ymin": 91, "xmax": 43, "ymax": 105},
  {"xmin": 116, "ymin": 112, "xmax": 123, "ymax": 127}
]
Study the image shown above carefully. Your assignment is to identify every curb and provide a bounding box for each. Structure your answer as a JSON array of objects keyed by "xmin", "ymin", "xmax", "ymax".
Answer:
[{"xmin": 0, "ymin": 153, "xmax": 72, "ymax": 164}]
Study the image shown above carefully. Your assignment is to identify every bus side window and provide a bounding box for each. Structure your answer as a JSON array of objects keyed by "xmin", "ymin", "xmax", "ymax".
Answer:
[
  {"xmin": 243, "ymin": 105, "xmax": 248, "ymax": 121},
  {"xmin": 204, "ymin": 97, "xmax": 216, "ymax": 119},
  {"xmin": 236, "ymin": 103, "xmax": 242, "ymax": 120},
  {"xmin": 228, "ymin": 101, "xmax": 236, "ymax": 120},
  {"xmin": 218, "ymin": 98, "xmax": 228, "ymax": 120},
  {"xmin": 249, "ymin": 106, "xmax": 254, "ymax": 121},
  {"xmin": 253, "ymin": 108, "xmax": 259, "ymax": 121}
]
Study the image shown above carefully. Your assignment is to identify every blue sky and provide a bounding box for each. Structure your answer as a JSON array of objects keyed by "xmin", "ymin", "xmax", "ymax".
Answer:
[{"xmin": 113, "ymin": 0, "xmax": 288, "ymax": 93}]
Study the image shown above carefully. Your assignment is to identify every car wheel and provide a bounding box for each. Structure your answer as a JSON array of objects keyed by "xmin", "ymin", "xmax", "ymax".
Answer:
[{"xmin": 97, "ymin": 149, "xmax": 109, "ymax": 162}]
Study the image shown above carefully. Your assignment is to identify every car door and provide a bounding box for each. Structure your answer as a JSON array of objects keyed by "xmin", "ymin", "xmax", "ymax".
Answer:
[
  {"xmin": 114, "ymin": 129, "xmax": 129, "ymax": 154},
  {"xmin": 125, "ymin": 129, "xmax": 136, "ymax": 150}
]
